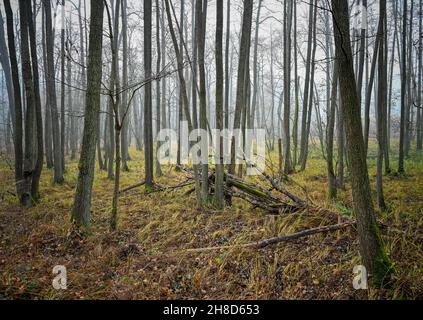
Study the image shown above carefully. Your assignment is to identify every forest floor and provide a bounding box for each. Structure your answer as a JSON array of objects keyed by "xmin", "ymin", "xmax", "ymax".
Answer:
[{"xmin": 0, "ymin": 143, "xmax": 422, "ymax": 300}]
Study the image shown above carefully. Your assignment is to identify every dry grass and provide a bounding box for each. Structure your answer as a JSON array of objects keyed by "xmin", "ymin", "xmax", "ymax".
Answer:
[{"xmin": 0, "ymin": 144, "xmax": 422, "ymax": 300}]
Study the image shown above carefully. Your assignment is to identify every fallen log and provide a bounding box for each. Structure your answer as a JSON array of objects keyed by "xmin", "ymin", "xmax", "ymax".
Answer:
[{"xmin": 182, "ymin": 221, "xmax": 356, "ymax": 252}]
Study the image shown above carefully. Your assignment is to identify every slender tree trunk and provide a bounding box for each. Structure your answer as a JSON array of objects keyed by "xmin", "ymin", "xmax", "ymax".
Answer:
[
  {"xmin": 3, "ymin": 0, "xmax": 24, "ymax": 203},
  {"xmin": 283, "ymin": 0, "xmax": 293, "ymax": 174},
  {"xmin": 121, "ymin": 0, "xmax": 130, "ymax": 171},
  {"xmin": 376, "ymin": 0, "xmax": 387, "ymax": 211},
  {"xmin": 44, "ymin": 0, "xmax": 64, "ymax": 183},
  {"xmin": 301, "ymin": 0, "xmax": 317, "ymax": 171},
  {"xmin": 19, "ymin": 0, "xmax": 35, "ymax": 206},
  {"xmin": 144, "ymin": 0, "xmax": 154, "ymax": 189},
  {"xmin": 71, "ymin": 0, "xmax": 104, "ymax": 228},
  {"xmin": 364, "ymin": 19, "xmax": 382, "ymax": 155},
  {"xmin": 41, "ymin": 7, "xmax": 53, "ymax": 168},
  {"xmin": 60, "ymin": 0, "xmax": 66, "ymax": 172},
  {"xmin": 196, "ymin": 0, "xmax": 209, "ymax": 202},
  {"xmin": 26, "ymin": 0, "xmax": 43, "ymax": 202},
  {"xmin": 224, "ymin": 0, "xmax": 230, "ymax": 129},
  {"xmin": 332, "ymin": 0, "xmax": 392, "ymax": 286},
  {"xmin": 399, "ymin": 0, "xmax": 407, "ymax": 173},
  {"xmin": 229, "ymin": 0, "xmax": 253, "ymax": 176},
  {"xmin": 155, "ymin": 0, "xmax": 162, "ymax": 177},
  {"xmin": 214, "ymin": 0, "xmax": 224, "ymax": 209},
  {"xmin": 417, "ymin": 0, "xmax": 423, "ymax": 150},
  {"xmin": 299, "ymin": 0, "xmax": 314, "ymax": 169},
  {"xmin": 292, "ymin": 1, "xmax": 299, "ymax": 167}
]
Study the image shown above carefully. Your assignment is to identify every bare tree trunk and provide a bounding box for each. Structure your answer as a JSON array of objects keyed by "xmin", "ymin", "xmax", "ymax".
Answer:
[
  {"xmin": 44, "ymin": 0, "xmax": 64, "ymax": 183},
  {"xmin": 283, "ymin": 0, "xmax": 293, "ymax": 174},
  {"xmin": 388, "ymin": 0, "xmax": 399, "ymax": 153},
  {"xmin": 364, "ymin": 18, "xmax": 382, "ymax": 155},
  {"xmin": 144, "ymin": 0, "xmax": 154, "ymax": 189},
  {"xmin": 418, "ymin": 0, "xmax": 423, "ymax": 150},
  {"xmin": 292, "ymin": 0, "xmax": 299, "ymax": 167},
  {"xmin": 215, "ymin": 0, "xmax": 224, "ymax": 209},
  {"xmin": 398, "ymin": 0, "xmax": 407, "ymax": 174},
  {"xmin": 229, "ymin": 0, "xmax": 253, "ymax": 176},
  {"xmin": 250, "ymin": 0, "xmax": 262, "ymax": 128},
  {"xmin": 121, "ymin": 0, "xmax": 130, "ymax": 171},
  {"xmin": 301, "ymin": 0, "xmax": 317, "ymax": 171},
  {"xmin": 71, "ymin": 0, "xmax": 104, "ymax": 228},
  {"xmin": 357, "ymin": 0, "xmax": 367, "ymax": 106},
  {"xmin": 332, "ymin": 0, "xmax": 392, "ymax": 286},
  {"xmin": 405, "ymin": 0, "xmax": 414, "ymax": 158},
  {"xmin": 41, "ymin": 6, "xmax": 53, "ymax": 168},
  {"xmin": 4, "ymin": 0, "xmax": 24, "ymax": 202},
  {"xmin": 299, "ymin": 0, "xmax": 314, "ymax": 170},
  {"xmin": 376, "ymin": 0, "xmax": 387, "ymax": 211},
  {"xmin": 60, "ymin": 0, "xmax": 66, "ymax": 172},
  {"xmin": 155, "ymin": 0, "xmax": 162, "ymax": 177},
  {"xmin": 224, "ymin": 0, "xmax": 230, "ymax": 129},
  {"xmin": 26, "ymin": 0, "xmax": 43, "ymax": 202},
  {"xmin": 196, "ymin": 0, "xmax": 209, "ymax": 202},
  {"xmin": 19, "ymin": 0, "xmax": 35, "ymax": 206}
]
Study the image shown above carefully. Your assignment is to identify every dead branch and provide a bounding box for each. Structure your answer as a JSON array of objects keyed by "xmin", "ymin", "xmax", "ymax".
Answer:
[{"xmin": 182, "ymin": 221, "xmax": 356, "ymax": 252}]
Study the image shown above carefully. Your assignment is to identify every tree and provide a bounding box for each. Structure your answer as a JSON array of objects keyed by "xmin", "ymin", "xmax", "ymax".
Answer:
[
  {"xmin": 196, "ymin": 0, "xmax": 209, "ymax": 203},
  {"xmin": 121, "ymin": 0, "xmax": 130, "ymax": 171},
  {"xmin": 418, "ymin": 0, "xmax": 423, "ymax": 150},
  {"xmin": 399, "ymin": 0, "xmax": 407, "ymax": 174},
  {"xmin": 215, "ymin": 0, "xmax": 224, "ymax": 209},
  {"xmin": 250, "ymin": 0, "xmax": 263, "ymax": 129},
  {"xmin": 299, "ymin": 0, "xmax": 315, "ymax": 170},
  {"xmin": 155, "ymin": 0, "xmax": 162, "ymax": 177},
  {"xmin": 376, "ymin": 0, "xmax": 387, "ymax": 210},
  {"xmin": 43, "ymin": 0, "xmax": 64, "ymax": 184},
  {"xmin": 3, "ymin": 0, "xmax": 24, "ymax": 204},
  {"xmin": 19, "ymin": 0, "xmax": 36, "ymax": 207},
  {"xmin": 229, "ymin": 0, "xmax": 253, "ymax": 175},
  {"xmin": 61, "ymin": 0, "xmax": 66, "ymax": 172},
  {"xmin": 26, "ymin": 0, "xmax": 44, "ymax": 202},
  {"xmin": 71, "ymin": 0, "xmax": 105, "ymax": 228},
  {"xmin": 331, "ymin": 0, "xmax": 392, "ymax": 286},
  {"xmin": 283, "ymin": 0, "xmax": 293, "ymax": 174},
  {"xmin": 144, "ymin": 0, "xmax": 154, "ymax": 189}
]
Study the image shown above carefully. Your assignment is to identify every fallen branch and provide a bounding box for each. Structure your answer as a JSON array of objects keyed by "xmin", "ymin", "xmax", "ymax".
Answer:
[
  {"xmin": 119, "ymin": 181, "xmax": 145, "ymax": 194},
  {"xmin": 182, "ymin": 221, "xmax": 356, "ymax": 252}
]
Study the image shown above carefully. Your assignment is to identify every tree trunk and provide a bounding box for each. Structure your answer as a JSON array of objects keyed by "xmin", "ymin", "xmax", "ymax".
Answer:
[
  {"xmin": 398, "ymin": 0, "xmax": 407, "ymax": 174},
  {"xmin": 196, "ymin": 0, "xmax": 209, "ymax": 202},
  {"xmin": 215, "ymin": 0, "xmax": 224, "ymax": 209},
  {"xmin": 299, "ymin": 0, "xmax": 314, "ymax": 170},
  {"xmin": 4, "ymin": 0, "xmax": 24, "ymax": 200},
  {"xmin": 376, "ymin": 0, "xmax": 387, "ymax": 211},
  {"xmin": 144, "ymin": 0, "xmax": 154, "ymax": 189},
  {"xmin": 331, "ymin": 0, "xmax": 392, "ymax": 286},
  {"xmin": 121, "ymin": 0, "xmax": 130, "ymax": 171},
  {"xmin": 71, "ymin": 0, "xmax": 104, "ymax": 228},
  {"xmin": 44, "ymin": 0, "xmax": 64, "ymax": 183}
]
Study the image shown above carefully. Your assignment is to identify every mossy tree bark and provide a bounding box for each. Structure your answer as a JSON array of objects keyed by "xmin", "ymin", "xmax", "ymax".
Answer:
[{"xmin": 331, "ymin": 0, "xmax": 393, "ymax": 286}]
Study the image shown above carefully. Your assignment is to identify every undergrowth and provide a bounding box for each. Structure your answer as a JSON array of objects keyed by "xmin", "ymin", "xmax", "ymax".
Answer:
[{"xmin": 0, "ymin": 142, "xmax": 422, "ymax": 299}]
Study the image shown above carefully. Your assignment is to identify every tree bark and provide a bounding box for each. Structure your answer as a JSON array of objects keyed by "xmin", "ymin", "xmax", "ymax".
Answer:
[
  {"xmin": 44, "ymin": 0, "xmax": 64, "ymax": 183},
  {"xmin": 71, "ymin": 0, "xmax": 104, "ymax": 228},
  {"xmin": 331, "ymin": 0, "xmax": 392, "ymax": 286}
]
